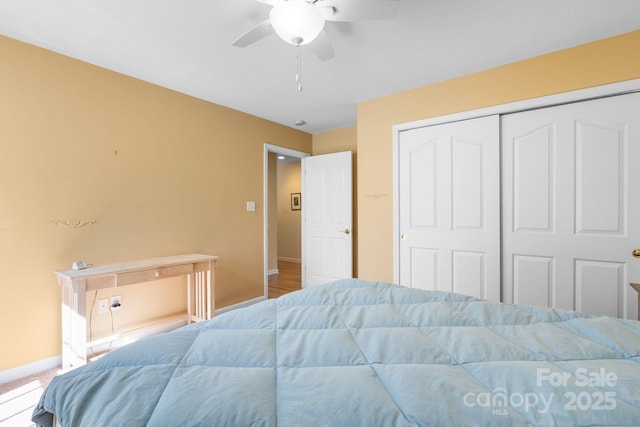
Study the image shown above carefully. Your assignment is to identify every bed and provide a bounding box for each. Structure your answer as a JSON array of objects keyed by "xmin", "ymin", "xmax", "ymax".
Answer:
[{"xmin": 33, "ymin": 278, "xmax": 640, "ymax": 426}]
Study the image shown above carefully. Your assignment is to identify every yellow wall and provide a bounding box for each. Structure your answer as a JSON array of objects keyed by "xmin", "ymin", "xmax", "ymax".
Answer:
[
  {"xmin": 0, "ymin": 35, "xmax": 311, "ymax": 370},
  {"xmin": 5, "ymin": 27, "xmax": 640, "ymax": 372},
  {"xmin": 357, "ymin": 30, "xmax": 640, "ymax": 282},
  {"xmin": 312, "ymin": 126, "xmax": 357, "ymax": 155},
  {"xmin": 277, "ymin": 162, "xmax": 301, "ymax": 261}
]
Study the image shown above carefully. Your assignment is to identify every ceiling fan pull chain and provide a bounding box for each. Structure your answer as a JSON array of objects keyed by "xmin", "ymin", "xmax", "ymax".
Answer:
[{"xmin": 296, "ymin": 44, "xmax": 303, "ymax": 92}]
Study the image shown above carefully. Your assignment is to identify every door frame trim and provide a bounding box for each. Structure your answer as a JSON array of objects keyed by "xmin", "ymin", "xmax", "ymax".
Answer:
[
  {"xmin": 392, "ymin": 78, "xmax": 640, "ymax": 284},
  {"xmin": 263, "ymin": 144, "xmax": 310, "ymax": 299}
]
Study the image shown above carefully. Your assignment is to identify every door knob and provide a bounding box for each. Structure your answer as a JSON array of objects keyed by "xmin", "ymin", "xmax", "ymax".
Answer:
[
  {"xmin": 401, "ymin": 233, "xmax": 407, "ymax": 240},
  {"xmin": 633, "ymin": 249, "xmax": 640, "ymax": 258},
  {"xmin": 341, "ymin": 229, "xmax": 350, "ymax": 235}
]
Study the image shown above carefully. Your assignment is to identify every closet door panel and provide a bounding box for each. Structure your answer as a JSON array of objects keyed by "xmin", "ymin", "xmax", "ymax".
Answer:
[
  {"xmin": 452, "ymin": 138, "xmax": 484, "ymax": 230},
  {"xmin": 452, "ymin": 251, "xmax": 486, "ymax": 299},
  {"xmin": 575, "ymin": 121, "xmax": 625, "ymax": 234},
  {"xmin": 502, "ymin": 92, "xmax": 640, "ymax": 319},
  {"xmin": 575, "ymin": 259, "xmax": 625, "ymax": 317},
  {"xmin": 409, "ymin": 247, "xmax": 438, "ymax": 291},
  {"xmin": 512, "ymin": 125, "xmax": 555, "ymax": 233},
  {"xmin": 399, "ymin": 115, "xmax": 500, "ymax": 301},
  {"xmin": 409, "ymin": 140, "xmax": 438, "ymax": 229},
  {"xmin": 512, "ymin": 255, "xmax": 555, "ymax": 308}
]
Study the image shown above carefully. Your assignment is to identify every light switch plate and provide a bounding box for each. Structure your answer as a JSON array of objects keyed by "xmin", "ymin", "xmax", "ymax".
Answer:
[{"xmin": 246, "ymin": 201, "xmax": 256, "ymax": 212}]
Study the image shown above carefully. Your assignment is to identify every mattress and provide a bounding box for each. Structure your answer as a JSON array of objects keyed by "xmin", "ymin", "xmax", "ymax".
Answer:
[{"xmin": 33, "ymin": 279, "xmax": 640, "ymax": 426}]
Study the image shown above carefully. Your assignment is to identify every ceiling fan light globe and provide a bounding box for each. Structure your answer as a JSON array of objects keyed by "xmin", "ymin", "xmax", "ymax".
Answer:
[{"xmin": 270, "ymin": 1, "xmax": 325, "ymax": 46}]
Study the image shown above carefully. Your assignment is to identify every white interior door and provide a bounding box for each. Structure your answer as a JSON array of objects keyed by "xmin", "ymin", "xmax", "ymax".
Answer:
[
  {"xmin": 302, "ymin": 151, "xmax": 353, "ymax": 287},
  {"xmin": 398, "ymin": 115, "xmax": 500, "ymax": 301},
  {"xmin": 502, "ymin": 92, "xmax": 640, "ymax": 320}
]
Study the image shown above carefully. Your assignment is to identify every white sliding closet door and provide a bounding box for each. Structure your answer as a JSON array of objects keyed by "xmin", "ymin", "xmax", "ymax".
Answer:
[
  {"xmin": 398, "ymin": 115, "xmax": 500, "ymax": 301},
  {"xmin": 502, "ymin": 92, "xmax": 640, "ymax": 320}
]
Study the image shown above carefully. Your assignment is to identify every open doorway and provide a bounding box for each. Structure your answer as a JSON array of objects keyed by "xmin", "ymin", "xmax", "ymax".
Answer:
[{"xmin": 263, "ymin": 144, "xmax": 309, "ymax": 298}]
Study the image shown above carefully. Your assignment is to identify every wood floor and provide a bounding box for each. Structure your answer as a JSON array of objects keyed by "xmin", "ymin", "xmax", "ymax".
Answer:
[
  {"xmin": 268, "ymin": 260, "xmax": 301, "ymax": 298},
  {"xmin": 0, "ymin": 367, "xmax": 62, "ymax": 426}
]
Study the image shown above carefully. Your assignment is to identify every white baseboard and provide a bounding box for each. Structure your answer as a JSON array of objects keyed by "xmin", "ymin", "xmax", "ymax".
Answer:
[
  {"xmin": 215, "ymin": 295, "xmax": 266, "ymax": 316},
  {"xmin": 277, "ymin": 257, "xmax": 301, "ymax": 263},
  {"xmin": 0, "ymin": 355, "xmax": 61, "ymax": 385},
  {"xmin": 268, "ymin": 269, "xmax": 279, "ymax": 275},
  {"xmin": 2, "ymin": 296, "xmax": 266, "ymax": 385},
  {"xmin": 86, "ymin": 314, "xmax": 188, "ymax": 356}
]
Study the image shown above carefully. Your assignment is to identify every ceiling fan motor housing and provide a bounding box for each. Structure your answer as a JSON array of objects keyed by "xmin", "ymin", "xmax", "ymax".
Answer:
[{"xmin": 269, "ymin": 0, "xmax": 326, "ymax": 45}]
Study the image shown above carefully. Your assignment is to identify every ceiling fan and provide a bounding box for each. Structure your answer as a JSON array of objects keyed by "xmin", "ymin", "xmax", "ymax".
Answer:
[{"xmin": 232, "ymin": 0, "xmax": 400, "ymax": 61}]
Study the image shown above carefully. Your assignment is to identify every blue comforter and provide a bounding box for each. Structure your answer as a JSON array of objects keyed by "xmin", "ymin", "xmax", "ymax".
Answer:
[{"xmin": 33, "ymin": 279, "xmax": 640, "ymax": 426}]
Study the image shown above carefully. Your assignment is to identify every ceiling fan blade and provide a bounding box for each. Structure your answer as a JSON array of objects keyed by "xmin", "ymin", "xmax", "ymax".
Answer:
[
  {"xmin": 232, "ymin": 19, "xmax": 273, "ymax": 47},
  {"xmin": 320, "ymin": 0, "xmax": 400, "ymax": 22},
  {"xmin": 308, "ymin": 30, "xmax": 335, "ymax": 62},
  {"xmin": 255, "ymin": 0, "xmax": 282, "ymax": 5}
]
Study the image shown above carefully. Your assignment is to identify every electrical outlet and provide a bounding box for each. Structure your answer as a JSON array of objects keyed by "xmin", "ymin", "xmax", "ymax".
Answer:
[
  {"xmin": 110, "ymin": 295, "xmax": 122, "ymax": 311},
  {"xmin": 98, "ymin": 298, "xmax": 109, "ymax": 314}
]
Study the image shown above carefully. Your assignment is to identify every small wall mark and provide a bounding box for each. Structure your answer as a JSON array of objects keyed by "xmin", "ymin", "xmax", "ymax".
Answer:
[
  {"xmin": 363, "ymin": 193, "xmax": 389, "ymax": 200},
  {"xmin": 50, "ymin": 219, "xmax": 98, "ymax": 229}
]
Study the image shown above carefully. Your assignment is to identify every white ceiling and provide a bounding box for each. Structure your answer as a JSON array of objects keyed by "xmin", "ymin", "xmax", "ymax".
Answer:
[{"xmin": 1, "ymin": 0, "xmax": 639, "ymax": 134}]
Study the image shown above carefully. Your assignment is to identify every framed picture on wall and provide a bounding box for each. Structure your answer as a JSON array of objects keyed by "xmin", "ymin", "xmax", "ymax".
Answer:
[{"xmin": 291, "ymin": 193, "xmax": 301, "ymax": 211}]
